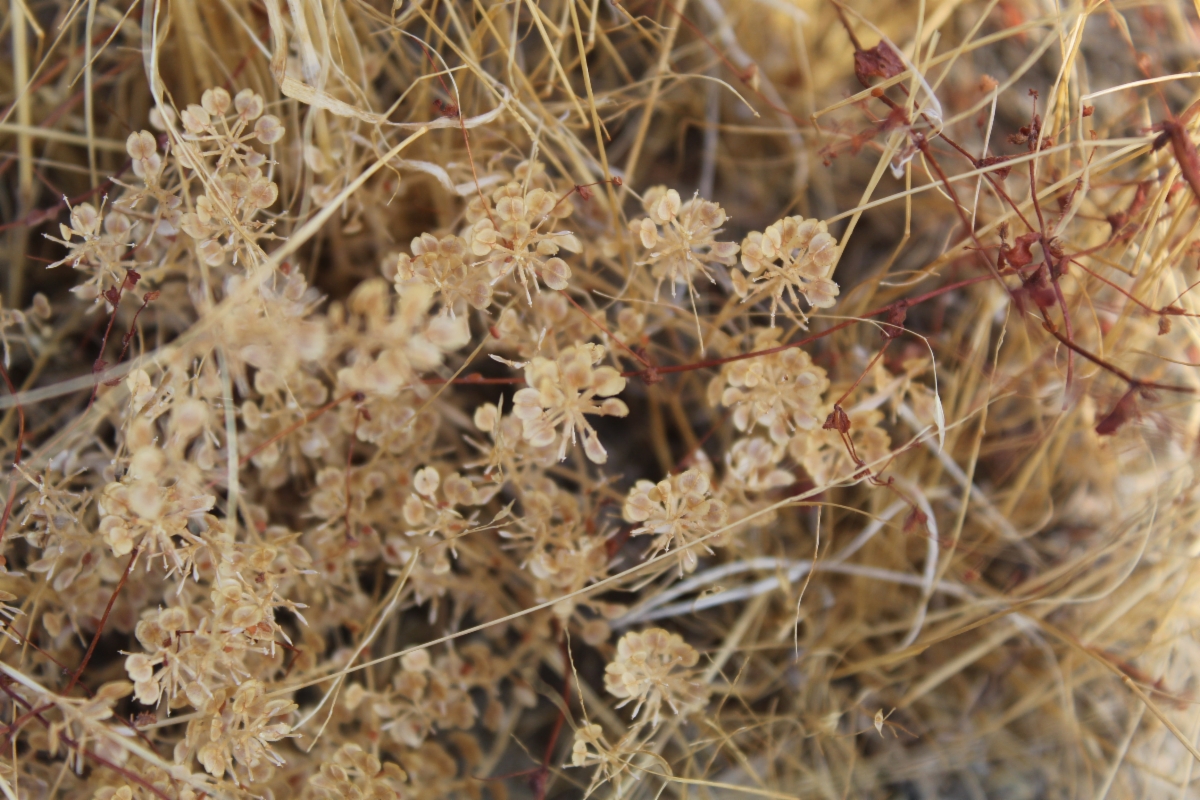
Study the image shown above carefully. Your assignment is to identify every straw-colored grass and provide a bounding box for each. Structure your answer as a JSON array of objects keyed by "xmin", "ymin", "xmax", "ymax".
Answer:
[{"xmin": 1, "ymin": 0, "xmax": 1200, "ymax": 797}]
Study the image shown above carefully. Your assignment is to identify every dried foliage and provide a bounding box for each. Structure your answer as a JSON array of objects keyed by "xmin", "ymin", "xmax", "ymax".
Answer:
[{"xmin": 1, "ymin": 0, "xmax": 1200, "ymax": 797}]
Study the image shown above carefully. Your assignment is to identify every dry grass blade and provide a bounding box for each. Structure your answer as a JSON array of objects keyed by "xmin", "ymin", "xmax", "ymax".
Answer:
[{"xmin": 1, "ymin": 0, "xmax": 1199, "ymax": 797}]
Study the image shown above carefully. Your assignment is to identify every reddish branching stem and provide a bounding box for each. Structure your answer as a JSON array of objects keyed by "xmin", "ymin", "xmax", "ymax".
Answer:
[
  {"xmin": 1069, "ymin": 259, "xmax": 1173, "ymax": 318},
  {"xmin": 421, "ymin": 375, "xmax": 526, "ymax": 386},
  {"xmin": 622, "ymin": 274, "xmax": 996, "ymax": 381},
  {"xmin": 65, "ymin": 545, "xmax": 141, "ymax": 695},
  {"xmin": 0, "ymin": 676, "xmax": 174, "ymax": 800},
  {"xmin": 560, "ymin": 290, "xmax": 652, "ymax": 368},
  {"xmin": 533, "ymin": 633, "xmax": 574, "ymax": 800},
  {"xmin": 1154, "ymin": 118, "xmax": 1200, "ymax": 205},
  {"xmin": 102, "ymin": 290, "xmax": 160, "ymax": 387},
  {"xmin": 833, "ymin": 339, "xmax": 892, "ymax": 408},
  {"xmin": 1044, "ymin": 327, "xmax": 1197, "ymax": 396},
  {"xmin": 475, "ymin": 630, "xmax": 573, "ymax": 798},
  {"xmin": 345, "ymin": 398, "xmax": 368, "ymax": 545},
  {"xmin": 0, "ymin": 360, "xmax": 24, "ymax": 545},
  {"xmin": 87, "ymin": 269, "xmax": 142, "ymax": 410}
]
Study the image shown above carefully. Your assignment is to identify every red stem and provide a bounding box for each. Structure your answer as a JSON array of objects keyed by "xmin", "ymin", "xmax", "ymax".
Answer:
[
  {"xmin": 0, "ymin": 677, "xmax": 174, "ymax": 800},
  {"xmin": 0, "ymin": 361, "xmax": 24, "ymax": 544},
  {"xmin": 86, "ymin": 275, "xmax": 135, "ymax": 411},
  {"xmin": 560, "ymin": 290, "xmax": 652, "ymax": 367},
  {"xmin": 345, "ymin": 406, "xmax": 365, "ymax": 543},
  {"xmin": 1045, "ymin": 327, "xmax": 1197, "ymax": 394},
  {"xmin": 65, "ymin": 545, "xmax": 140, "ymax": 694},
  {"xmin": 833, "ymin": 339, "xmax": 892, "ymax": 408},
  {"xmin": 622, "ymin": 274, "xmax": 996, "ymax": 379},
  {"xmin": 104, "ymin": 291, "xmax": 160, "ymax": 385}
]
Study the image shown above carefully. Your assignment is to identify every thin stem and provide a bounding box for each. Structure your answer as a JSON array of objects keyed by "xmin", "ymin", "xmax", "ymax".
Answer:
[
  {"xmin": 623, "ymin": 274, "xmax": 996, "ymax": 379},
  {"xmin": 1045, "ymin": 328, "xmax": 1197, "ymax": 394},
  {"xmin": 65, "ymin": 545, "xmax": 140, "ymax": 694},
  {"xmin": 0, "ymin": 361, "xmax": 24, "ymax": 544},
  {"xmin": 560, "ymin": 290, "xmax": 651, "ymax": 367},
  {"xmin": 0, "ymin": 677, "xmax": 174, "ymax": 800}
]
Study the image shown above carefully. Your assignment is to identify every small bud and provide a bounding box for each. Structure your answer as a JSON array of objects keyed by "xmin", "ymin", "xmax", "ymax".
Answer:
[{"xmin": 254, "ymin": 115, "xmax": 285, "ymax": 144}]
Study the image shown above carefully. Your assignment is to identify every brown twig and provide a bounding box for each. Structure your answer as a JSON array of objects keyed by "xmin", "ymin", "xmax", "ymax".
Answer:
[
  {"xmin": 1044, "ymin": 327, "xmax": 1197, "ymax": 395},
  {"xmin": 0, "ymin": 361, "xmax": 24, "ymax": 544},
  {"xmin": 0, "ymin": 676, "xmax": 174, "ymax": 800},
  {"xmin": 560, "ymin": 290, "xmax": 652, "ymax": 368},
  {"xmin": 345, "ymin": 399, "xmax": 367, "ymax": 545},
  {"xmin": 102, "ymin": 290, "xmax": 160, "ymax": 387},
  {"xmin": 622, "ymin": 274, "xmax": 996, "ymax": 380},
  {"xmin": 86, "ymin": 269, "xmax": 141, "ymax": 410},
  {"xmin": 65, "ymin": 545, "xmax": 141, "ymax": 695}
]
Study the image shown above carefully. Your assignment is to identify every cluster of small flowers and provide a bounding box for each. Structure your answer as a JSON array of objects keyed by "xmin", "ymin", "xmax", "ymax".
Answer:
[
  {"xmin": 185, "ymin": 680, "xmax": 298, "ymax": 779},
  {"xmin": 630, "ymin": 187, "xmax": 740, "ymax": 299},
  {"xmin": 708, "ymin": 327, "xmax": 829, "ymax": 444},
  {"xmin": 629, "ymin": 187, "xmax": 841, "ymax": 327},
  {"xmin": 513, "ymin": 343, "xmax": 629, "ymax": 464},
  {"xmin": 502, "ymin": 479, "xmax": 618, "ymax": 633},
  {"xmin": 309, "ymin": 743, "xmax": 407, "ymax": 800},
  {"xmin": 343, "ymin": 648, "xmax": 487, "ymax": 747},
  {"xmin": 176, "ymin": 87, "xmax": 284, "ymax": 268},
  {"xmin": 624, "ymin": 469, "xmax": 729, "ymax": 573},
  {"xmin": 564, "ymin": 628, "xmax": 712, "ymax": 791},
  {"xmin": 96, "ymin": 447, "xmax": 214, "ymax": 564},
  {"xmin": 735, "ymin": 215, "xmax": 840, "ymax": 323},
  {"xmin": 14, "ymin": 83, "xmax": 917, "ymax": 800},
  {"xmin": 395, "ymin": 233, "xmax": 492, "ymax": 313},
  {"xmin": 46, "ymin": 124, "xmax": 181, "ymax": 299},
  {"xmin": 43, "ymin": 104, "xmax": 201, "ymax": 302},
  {"xmin": 466, "ymin": 160, "xmax": 580, "ymax": 301},
  {"xmin": 604, "ymin": 628, "xmax": 710, "ymax": 724}
]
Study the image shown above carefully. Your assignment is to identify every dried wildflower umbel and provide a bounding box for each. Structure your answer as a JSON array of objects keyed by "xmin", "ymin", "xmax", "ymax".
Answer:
[
  {"xmin": 568, "ymin": 720, "xmax": 637, "ymax": 790},
  {"xmin": 347, "ymin": 648, "xmax": 484, "ymax": 748},
  {"xmin": 512, "ymin": 344, "xmax": 629, "ymax": 463},
  {"xmin": 604, "ymin": 628, "xmax": 709, "ymax": 725},
  {"xmin": 490, "ymin": 289, "xmax": 594, "ymax": 360},
  {"xmin": 336, "ymin": 278, "xmax": 470, "ymax": 398},
  {"xmin": 630, "ymin": 186, "xmax": 739, "ymax": 300},
  {"xmin": 176, "ymin": 87, "xmax": 284, "ymax": 269},
  {"xmin": 96, "ymin": 447, "xmax": 215, "ymax": 565},
  {"xmin": 395, "ymin": 233, "xmax": 492, "ymax": 314},
  {"xmin": 45, "ymin": 200, "xmax": 137, "ymax": 296},
  {"xmin": 467, "ymin": 162, "xmax": 580, "ymax": 301},
  {"xmin": 623, "ymin": 469, "xmax": 729, "ymax": 573},
  {"xmin": 708, "ymin": 327, "xmax": 830, "ymax": 444},
  {"xmin": 45, "ymin": 128, "xmax": 182, "ymax": 299},
  {"xmin": 185, "ymin": 680, "xmax": 298, "ymax": 779},
  {"xmin": 570, "ymin": 721, "xmax": 613, "ymax": 768},
  {"xmin": 735, "ymin": 216, "xmax": 840, "ymax": 325},
  {"xmin": 310, "ymin": 743, "xmax": 407, "ymax": 799}
]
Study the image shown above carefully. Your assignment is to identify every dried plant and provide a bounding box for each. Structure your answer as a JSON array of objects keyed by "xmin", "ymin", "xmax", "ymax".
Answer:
[{"xmin": 2, "ymin": 0, "xmax": 1200, "ymax": 798}]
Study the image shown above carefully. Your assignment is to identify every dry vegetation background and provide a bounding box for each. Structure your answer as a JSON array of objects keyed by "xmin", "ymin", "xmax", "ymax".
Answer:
[{"xmin": 2, "ymin": 0, "xmax": 1200, "ymax": 796}]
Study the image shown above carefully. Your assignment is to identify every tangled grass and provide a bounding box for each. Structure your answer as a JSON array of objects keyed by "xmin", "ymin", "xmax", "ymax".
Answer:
[{"xmin": 2, "ymin": 0, "xmax": 1200, "ymax": 797}]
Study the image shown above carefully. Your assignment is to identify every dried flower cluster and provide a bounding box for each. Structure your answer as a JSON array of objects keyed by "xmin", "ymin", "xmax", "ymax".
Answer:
[
  {"xmin": 735, "ymin": 216, "xmax": 841, "ymax": 323},
  {"xmin": 631, "ymin": 187, "xmax": 740, "ymax": 301},
  {"xmin": 623, "ymin": 469, "xmax": 728, "ymax": 573},
  {"xmin": 2, "ymin": 0, "xmax": 1199, "ymax": 798},
  {"xmin": 603, "ymin": 628, "xmax": 709, "ymax": 723}
]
